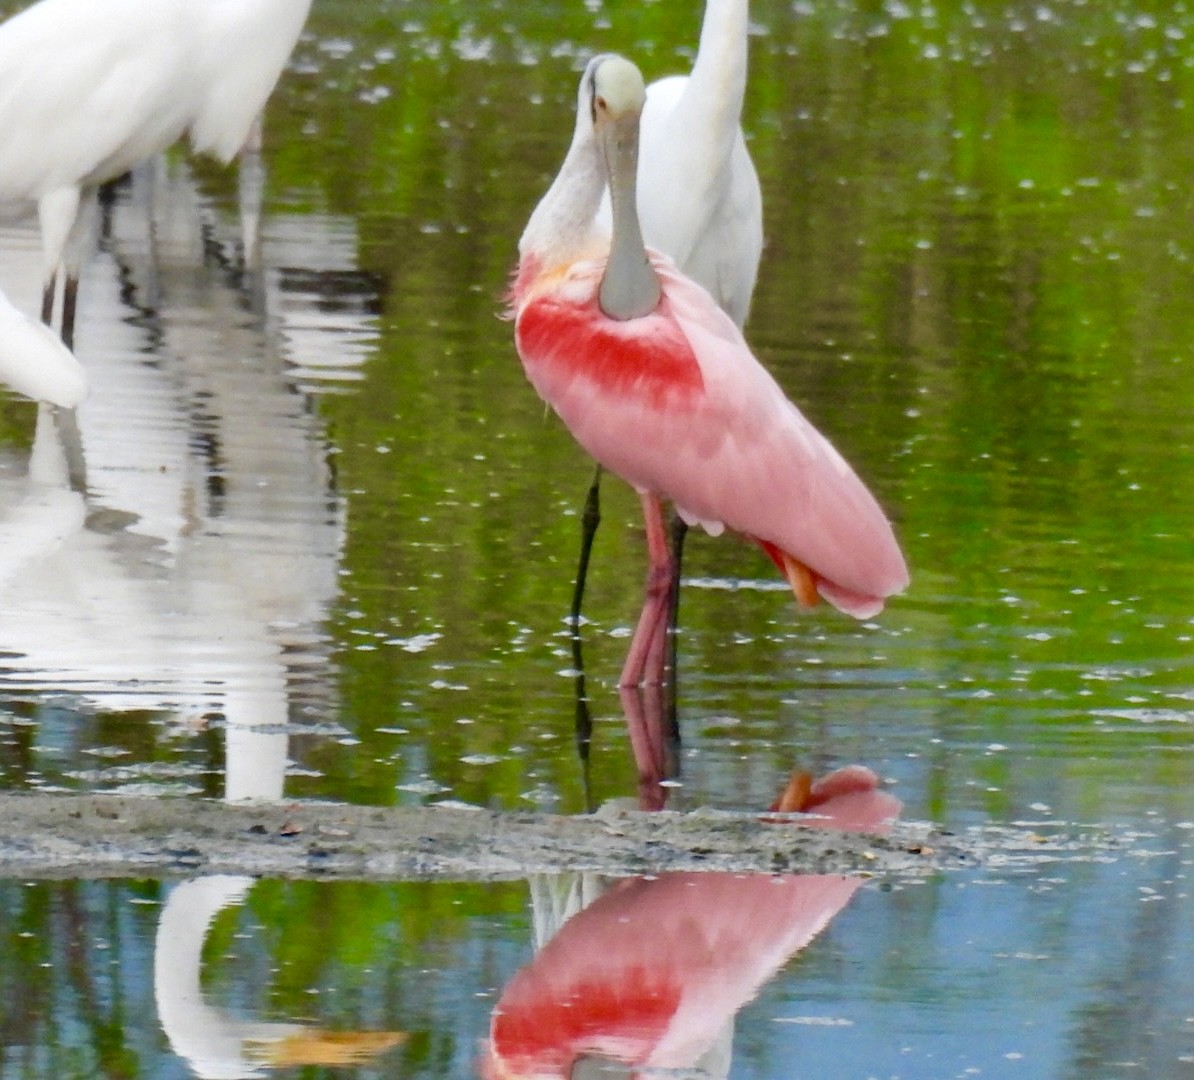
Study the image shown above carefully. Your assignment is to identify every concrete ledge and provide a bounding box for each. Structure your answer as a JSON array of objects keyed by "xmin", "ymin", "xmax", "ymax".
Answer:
[{"xmin": 0, "ymin": 793, "xmax": 976, "ymax": 881}]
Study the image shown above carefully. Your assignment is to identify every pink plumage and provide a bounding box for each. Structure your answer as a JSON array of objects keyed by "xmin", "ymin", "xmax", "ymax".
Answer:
[{"xmin": 512, "ymin": 251, "xmax": 909, "ymax": 620}]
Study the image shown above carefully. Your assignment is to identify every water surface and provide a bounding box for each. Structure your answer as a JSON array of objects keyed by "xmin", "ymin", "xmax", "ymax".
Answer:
[{"xmin": 0, "ymin": 0, "xmax": 1191, "ymax": 1076}]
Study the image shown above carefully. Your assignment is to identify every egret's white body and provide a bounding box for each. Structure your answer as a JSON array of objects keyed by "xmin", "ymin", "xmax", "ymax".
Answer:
[
  {"xmin": 0, "ymin": 284, "xmax": 87, "ymax": 406},
  {"xmin": 0, "ymin": 0, "xmax": 312, "ymax": 337},
  {"xmin": 595, "ymin": 0, "xmax": 762, "ymax": 327}
]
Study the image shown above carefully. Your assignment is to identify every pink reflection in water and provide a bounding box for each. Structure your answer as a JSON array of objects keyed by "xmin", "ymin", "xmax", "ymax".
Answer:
[{"xmin": 484, "ymin": 759, "xmax": 900, "ymax": 1079}]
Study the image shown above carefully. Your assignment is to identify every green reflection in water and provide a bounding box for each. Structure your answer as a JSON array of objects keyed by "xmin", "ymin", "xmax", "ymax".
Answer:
[
  {"xmin": 0, "ymin": 877, "xmax": 526, "ymax": 1078},
  {"xmin": 0, "ymin": 3, "xmax": 1191, "ymax": 1077},
  {"xmin": 0, "ymin": 0, "xmax": 1189, "ymax": 824},
  {"xmin": 258, "ymin": 0, "xmax": 1194, "ymax": 819}
]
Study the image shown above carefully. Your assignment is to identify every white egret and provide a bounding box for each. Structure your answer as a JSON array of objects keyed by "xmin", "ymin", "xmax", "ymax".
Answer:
[{"xmin": 0, "ymin": 0, "xmax": 312, "ymax": 347}]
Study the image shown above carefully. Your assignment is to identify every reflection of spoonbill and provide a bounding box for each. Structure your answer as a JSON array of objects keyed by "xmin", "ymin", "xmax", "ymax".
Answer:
[
  {"xmin": 0, "ymin": 285, "xmax": 87, "ymax": 406},
  {"xmin": 511, "ymin": 56, "xmax": 909, "ymax": 687},
  {"xmin": 573, "ymin": 0, "xmax": 764, "ymax": 646},
  {"xmin": 0, "ymin": 0, "xmax": 312, "ymax": 345},
  {"xmin": 488, "ymin": 766, "xmax": 901, "ymax": 1079}
]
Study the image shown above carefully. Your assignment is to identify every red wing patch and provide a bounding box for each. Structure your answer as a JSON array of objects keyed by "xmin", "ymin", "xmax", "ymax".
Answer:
[
  {"xmin": 517, "ymin": 293, "xmax": 704, "ymax": 411},
  {"xmin": 491, "ymin": 968, "xmax": 680, "ymax": 1070}
]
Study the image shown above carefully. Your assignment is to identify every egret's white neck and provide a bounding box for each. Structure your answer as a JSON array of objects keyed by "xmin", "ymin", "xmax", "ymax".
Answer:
[
  {"xmin": 688, "ymin": 0, "xmax": 749, "ymax": 135},
  {"xmin": 518, "ymin": 122, "xmax": 609, "ymax": 268}
]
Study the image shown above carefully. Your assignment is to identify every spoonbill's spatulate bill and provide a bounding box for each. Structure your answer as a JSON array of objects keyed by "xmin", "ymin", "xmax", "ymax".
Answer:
[
  {"xmin": 595, "ymin": 0, "xmax": 762, "ymax": 329},
  {"xmin": 511, "ymin": 55, "xmax": 909, "ymax": 688}
]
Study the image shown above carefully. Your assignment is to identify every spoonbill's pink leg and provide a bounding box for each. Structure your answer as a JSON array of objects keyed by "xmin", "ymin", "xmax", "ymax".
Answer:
[
  {"xmin": 619, "ymin": 492, "xmax": 674, "ymax": 688},
  {"xmin": 619, "ymin": 684, "xmax": 670, "ymax": 810}
]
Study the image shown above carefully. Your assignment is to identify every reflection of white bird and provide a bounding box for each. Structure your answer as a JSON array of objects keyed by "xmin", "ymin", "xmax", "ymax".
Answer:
[
  {"xmin": 0, "ymin": 0, "xmax": 312, "ymax": 345},
  {"xmin": 0, "ymin": 284, "xmax": 87, "ymax": 406},
  {"xmin": 155, "ymin": 876, "xmax": 286, "ymax": 1080},
  {"xmin": 154, "ymin": 877, "xmax": 403, "ymax": 1079},
  {"xmin": 0, "ymin": 169, "xmax": 400, "ymax": 1080},
  {"xmin": 0, "ymin": 165, "xmax": 367, "ymax": 753},
  {"xmin": 575, "ymin": 0, "xmax": 764, "ymax": 635}
]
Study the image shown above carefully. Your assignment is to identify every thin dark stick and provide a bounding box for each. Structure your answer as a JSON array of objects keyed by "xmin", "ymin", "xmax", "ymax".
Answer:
[
  {"xmin": 664, "ymin": 514, "xmax": 687, "ymax": 770},
  {"xmin": 61, "ymin": 276, "xmax": 79, "ymax": 352},
  {"xmin": 570, "ymin": 603, "xmax": 595, "ymax": 815},
  {"xmin": 569, "ymin": 463, "xmax": 603, "ymax": 632}
]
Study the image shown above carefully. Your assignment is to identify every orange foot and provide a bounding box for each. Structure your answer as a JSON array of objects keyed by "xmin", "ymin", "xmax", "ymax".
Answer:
[{"xmin": 769, "ymin": 769, "xmax": 814, "ymax": 813}]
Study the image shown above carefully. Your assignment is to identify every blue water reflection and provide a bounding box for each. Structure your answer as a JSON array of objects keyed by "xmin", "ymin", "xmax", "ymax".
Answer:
[{"xmin": 2, "ymin": 832, "xmax": 1189, "ymax": 1079}]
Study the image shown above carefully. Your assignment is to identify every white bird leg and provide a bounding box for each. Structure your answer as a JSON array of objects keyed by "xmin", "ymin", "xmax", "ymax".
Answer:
[
  {"xmin": 51, "ymin": 406, "xmax": 89, "ymax": 494},
  {"xmin": 39, "ymin": 271, "xmax": 57, "ymax": 328},
  {"xmin": 65, "ymin": 186, "xmax": 100, "ymax": 349},
  {"xmin": 59, "ymin": 277, "xmax": 80, "ymax": 351},
  {"xmin": 36, "ymin": 186, "xmax": 81, "ymax": 333},
  {"xmin": 37, "ymin": 184, "xmax": 98, "ymax": 349},
  {"xmin": 619, "ymin": 491, "xmax": 675, "ymax": 689},
  {"xmin": 27, "ymin": 406, "xmax": 87, "ymax": 497}
]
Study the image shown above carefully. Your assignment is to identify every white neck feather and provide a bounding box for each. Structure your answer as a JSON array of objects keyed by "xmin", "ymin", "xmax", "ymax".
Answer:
[
  {"xmin": 518, "ymin": 108, "xmax": 610, "ymax": 267},
  {"xmin": 684, "ymin": 0, "xmax": 749, "ymax": 136}
]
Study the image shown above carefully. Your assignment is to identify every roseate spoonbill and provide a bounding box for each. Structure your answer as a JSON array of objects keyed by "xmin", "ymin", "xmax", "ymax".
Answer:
[
  {"xmin": 0, "ymin": 285, "xmax": 87, "ymax": 407},
  {"xmin": 0, "ymin": 0, "xmax": 312, "ymax": 346},
  {"xmin": 488, "ymin": 766, "xmax": 901, "ymax": 1079},
  {"xmin": 572, "ymin": 0, "xmax": 763, "ymax": 641},
  {"xmin": 511, "ymin": 55, "xmax": 909, "ymax": 688}
]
